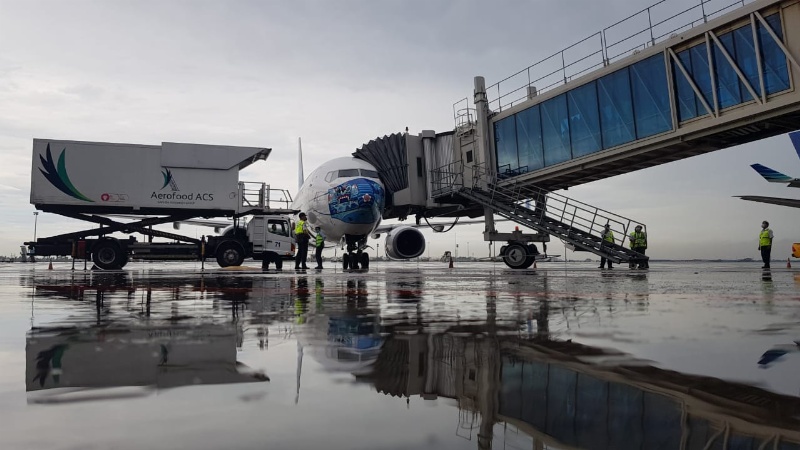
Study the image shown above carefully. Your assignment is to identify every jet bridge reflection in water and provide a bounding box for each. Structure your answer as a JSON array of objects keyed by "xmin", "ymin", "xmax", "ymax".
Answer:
[{"xmin": 360, "ymin": 321, "xmax": 800, "ymax": 449}]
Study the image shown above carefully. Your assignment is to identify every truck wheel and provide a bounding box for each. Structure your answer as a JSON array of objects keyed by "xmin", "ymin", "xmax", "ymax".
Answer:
[
  {"xmin": 92, "ymin": 240, "xmax": 126, "ymax": 270},
  {"xmin": 274, "ymin": 256, "xmax": 283, "ymax": 270},
  {"xmin": 216, "ymin": 241, "xmax": 245, "ymax": 267},
  {"xmin": 502, "ymin": 243, "xmax": 530, "ymax": 269},
  {"xmin": 262, "ymin": 258, "xmax": 270, "ymax": 270}
]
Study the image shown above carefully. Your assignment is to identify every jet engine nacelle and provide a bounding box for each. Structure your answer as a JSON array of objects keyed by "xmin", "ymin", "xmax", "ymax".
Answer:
[{"xmin": 384, "ymin": 226, "xmax": 426, "ymax": 259}]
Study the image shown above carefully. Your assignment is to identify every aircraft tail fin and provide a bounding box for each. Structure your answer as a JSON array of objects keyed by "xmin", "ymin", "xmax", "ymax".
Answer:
[
  {"xmin": 298, "ymin": 137, "xmax": 304, "ymax": 192},
  {"xmin": 751, "ymin": 163, "xmax": 793, "ymax": 183},
  {"xmin": 789, "ymin": 131, "xmax": 800, "ymax": 160}
]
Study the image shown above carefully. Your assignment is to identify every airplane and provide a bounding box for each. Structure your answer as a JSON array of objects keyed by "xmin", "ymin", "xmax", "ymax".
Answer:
[
  {"xmin": 737, "ymin": 131, "xmax": 800, "ymax": 208},
  {"xmin": 291, "ymin": 138, "xmax": 471, "ymax": 270}
]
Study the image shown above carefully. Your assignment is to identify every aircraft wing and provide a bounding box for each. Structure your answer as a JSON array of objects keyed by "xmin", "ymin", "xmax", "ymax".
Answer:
[{"xmin": 736, "ymin": 195, "xmax": 800, "ymax": 208}]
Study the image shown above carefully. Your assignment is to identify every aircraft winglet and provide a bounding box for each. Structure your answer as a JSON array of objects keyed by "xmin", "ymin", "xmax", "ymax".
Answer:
[{"xmin": 751, "ymin": 163, "xmax": 793, "ymax": 183}]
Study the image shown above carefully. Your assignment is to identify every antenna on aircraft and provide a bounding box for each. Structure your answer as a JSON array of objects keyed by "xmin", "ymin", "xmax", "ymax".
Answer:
[{"xmin": 298, "ymin": 137, "xmax": 305, "ymax": 192}]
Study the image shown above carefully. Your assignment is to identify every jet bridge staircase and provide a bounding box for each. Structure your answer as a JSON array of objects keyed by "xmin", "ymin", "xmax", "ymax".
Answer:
[{"xmin": 432, "ymin": 162, "xmax": 648, "ymax": 268}]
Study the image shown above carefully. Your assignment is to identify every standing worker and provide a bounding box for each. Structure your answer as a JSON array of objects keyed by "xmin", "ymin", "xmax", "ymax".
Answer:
[
  {"xmin": 314, "ymin": 226, "xmax": 326, "ymax": 269},
  {"xmin": 599, "ymin": 223, "xmax": 614, "ymax": 269},
  {"xmin": 759, "ymin": 220, "xmax": 773, "ymax": 269},
  {"xmin": 294, "ymin": 212, "xmax": 314, "ymax": 270},
  {"xmin": 629, "ymin": 225, "xmax": 648, "ymax": 269}
]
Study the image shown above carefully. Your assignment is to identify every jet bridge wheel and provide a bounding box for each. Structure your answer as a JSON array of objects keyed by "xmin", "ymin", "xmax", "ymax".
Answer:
[
  {"xmin": 502, "ymin": 243, "xmax": 534, "ymax": 270},
  {"xmin": 216, "ymin": 240, "xmax": 245, "ymax": 267},
  {"xmin": 92, "ymin": 239, "xmax": 127, "ymax": 270}
]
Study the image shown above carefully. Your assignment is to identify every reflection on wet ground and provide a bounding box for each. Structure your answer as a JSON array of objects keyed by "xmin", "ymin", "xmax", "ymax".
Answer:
[{"xmin": 2, "ymin": 261, "xmax": 800, "ymax": 449}]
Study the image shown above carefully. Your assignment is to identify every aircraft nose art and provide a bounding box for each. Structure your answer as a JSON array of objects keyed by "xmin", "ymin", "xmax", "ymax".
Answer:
[{"xmin": 326, "ymin": 178, "xmax": 385, "ymax": 225}]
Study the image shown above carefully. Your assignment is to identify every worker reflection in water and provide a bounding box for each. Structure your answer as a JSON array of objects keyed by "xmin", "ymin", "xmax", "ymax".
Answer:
[
  {"xmin": 599, "ymin": 223, "xmax": 614, "ymax": 269},
  {"xmin": 629, "ymin": 225, "xmax": 648, "ymax": 269},
  {"xmin": 759, "ymin": 220, "xmax": 773, "ymax": 269},
  {"xmin": 314, "ymin": 226, "xmax": 326, "ymax": 269},
  {"xmin": 294, "ymin": 212, "xmax": 314, "ymax": 270}
]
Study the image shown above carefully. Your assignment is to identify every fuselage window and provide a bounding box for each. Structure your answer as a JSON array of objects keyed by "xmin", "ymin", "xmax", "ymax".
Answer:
[{"xmin": 360, "ymin": 169, "xmax": 379, "ymax": 178}]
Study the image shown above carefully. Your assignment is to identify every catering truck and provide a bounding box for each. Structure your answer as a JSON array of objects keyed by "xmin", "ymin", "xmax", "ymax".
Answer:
[{"xmin": 26, "ymin": 138, "xmax": 297, "ymax": 270}]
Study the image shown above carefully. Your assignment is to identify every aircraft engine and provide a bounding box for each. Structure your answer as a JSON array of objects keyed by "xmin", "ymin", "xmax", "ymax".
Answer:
[{"xmin": 384, "ymin": 226, "xmax": 425, "ymax": 259}]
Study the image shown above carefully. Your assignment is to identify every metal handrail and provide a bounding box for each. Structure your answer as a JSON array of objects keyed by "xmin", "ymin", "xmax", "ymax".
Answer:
[
  {"xmin": 238, "ymin": 182, "xmax": 294, "ymax": 211},
  {"xmin": 462, "ymin": 163, "xmax": 645, "ymax": 249},
  {"xmin": 470, "ymin": 0, "xmax": 749, "ymax": 114}
]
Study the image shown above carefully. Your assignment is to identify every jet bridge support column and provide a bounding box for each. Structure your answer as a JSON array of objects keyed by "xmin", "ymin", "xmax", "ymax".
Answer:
[{"xmin": 474, "ymin": 76, "xmax": 497, "ymax": 240}]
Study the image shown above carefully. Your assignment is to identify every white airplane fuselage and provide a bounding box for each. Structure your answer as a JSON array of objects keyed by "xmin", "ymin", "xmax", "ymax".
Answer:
[{"xmin": 291, "ymin": 157, "xmax": 385, "ymax": 245}]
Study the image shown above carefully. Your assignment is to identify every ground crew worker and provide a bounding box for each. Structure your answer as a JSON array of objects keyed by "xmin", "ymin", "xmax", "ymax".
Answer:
[
  {"xmin": 294, "ymin": 212, "xmax": 314, "ymax": 270},
  {"xmin": 629, "ymin": 225, "xmax": 648, "ymax": 269},
  {"xmin": 759, "ymin": 220, "xmax": 773, "ymax": 269},
  {"xmin": 599, "ymin": 223, "xmax": 614, "ymax": 269},
  {"xmin": 314, "ymin": 226, "xmax": 326, "ymax": 269}
]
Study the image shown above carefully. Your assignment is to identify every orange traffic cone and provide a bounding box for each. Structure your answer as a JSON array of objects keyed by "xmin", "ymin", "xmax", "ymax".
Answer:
[
  {"xmin": 449, "ymin": 256, "xmax": 453, "ymax": 268},
  {"xmin": 48, "ymin": 260, "xmax": 53, "ymax": 270},
  {"xmin": 787, "ymin": 258, "xmax": 792, "ymax": 268}
]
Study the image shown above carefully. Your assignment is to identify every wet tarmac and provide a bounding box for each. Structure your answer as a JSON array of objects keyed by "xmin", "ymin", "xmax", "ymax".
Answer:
[{"xmin": 1, "ymin": 260, "xmax": 799, "ymax": 450}]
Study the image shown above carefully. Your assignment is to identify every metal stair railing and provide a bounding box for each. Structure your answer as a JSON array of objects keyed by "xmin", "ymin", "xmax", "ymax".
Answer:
[{"xmin": 458, "ymin": 163, "xmax": 647, "ymax": 262}]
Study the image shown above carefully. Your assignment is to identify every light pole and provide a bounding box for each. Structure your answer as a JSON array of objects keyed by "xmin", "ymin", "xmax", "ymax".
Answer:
[
  {"xmin": 456, "ymin": 243, "xmax": 459, "ymax": 259},
  {"xmin": 33, "ymin": 212, "xmax": 39, "ymax": 241},
  {"xmin": 376, "ymin": 243, "xmax": 379, "ymax": 259},
  {"xmin": 467, "ymin": 241, "xmax": 470, "ymax": 259}
]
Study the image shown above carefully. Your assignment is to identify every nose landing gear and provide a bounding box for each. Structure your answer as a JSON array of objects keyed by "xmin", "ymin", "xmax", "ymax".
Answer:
[{"xmin": 342, "ymin": 251, "xmax": 370, "ymax": 270}]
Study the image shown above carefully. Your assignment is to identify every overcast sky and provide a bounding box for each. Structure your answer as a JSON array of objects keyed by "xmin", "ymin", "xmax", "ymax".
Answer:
[{"xmin": 0, "ymin": 0, "xmax": 796, "ymax": 261}]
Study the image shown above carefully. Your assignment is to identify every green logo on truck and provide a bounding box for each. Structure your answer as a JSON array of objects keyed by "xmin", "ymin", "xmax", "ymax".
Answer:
[
  {"xmin": 39, "ymin": 144, "xmax": 93, "ymax": 202},
  {"xmin": 161, "ymin": 168, "xmax": 179, "ymax": 191}
]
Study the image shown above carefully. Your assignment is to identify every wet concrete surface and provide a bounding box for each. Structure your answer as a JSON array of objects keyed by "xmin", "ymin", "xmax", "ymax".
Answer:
[{"xmin": 1, "ymin": 260, "xmax": 799, "ymax": 449}]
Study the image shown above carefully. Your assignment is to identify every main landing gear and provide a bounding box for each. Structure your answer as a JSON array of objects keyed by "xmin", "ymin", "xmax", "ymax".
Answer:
[{"xmin": 342, "ymin": 251, "xmax": 369, "ymax": 270}]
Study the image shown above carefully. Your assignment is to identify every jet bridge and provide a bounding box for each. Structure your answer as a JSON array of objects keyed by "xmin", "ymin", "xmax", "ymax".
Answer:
[{"xmin": 353, "ymin": 0, "xmax": 800, "ymax": 267}]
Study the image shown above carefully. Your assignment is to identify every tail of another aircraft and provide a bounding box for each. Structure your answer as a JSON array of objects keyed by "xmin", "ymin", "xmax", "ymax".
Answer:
[
  {"xmin": 298, "ymin": 137, "xmax": 304, "ymax": 192},
  {"xmin": 751, "ymin": 163, "xmax": 793, "ymax": 183},
  {"xmin": 789, "ymin": 130, "xmax": 800, "ymax": 160}
]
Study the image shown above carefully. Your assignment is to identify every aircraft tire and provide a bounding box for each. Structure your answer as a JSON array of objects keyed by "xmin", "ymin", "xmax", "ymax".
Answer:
[
  {"xmin": 343, "ymin": 253, "xmax": 350, "ymax": 270},
  {"xmin": 359, "ymin": 253, "xmax": 369, "ymax": 269}
]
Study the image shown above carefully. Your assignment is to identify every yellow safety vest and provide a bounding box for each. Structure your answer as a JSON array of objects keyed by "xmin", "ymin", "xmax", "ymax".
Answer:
[
  {"xmin": 759, "ymin": 229, "xmax": 772, "ymax": 247},
  {"xmin": 315, "ymin": 233, "xmax": 324, "ymax": 247},
  {"xmin": 631, "ymin": 231, "xmax": 647, "ymax": 248},
  {"xmin": 295, "ymin": 219, "xmax": 306, "ymax": 235},
  {"xmin": 603, "ymin": 230, "xmax": 614, "ymax": 243}
]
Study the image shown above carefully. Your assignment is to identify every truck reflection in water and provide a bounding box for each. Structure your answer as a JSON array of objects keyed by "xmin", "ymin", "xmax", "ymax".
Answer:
[{"xmin": 24, "ymin": 273, "xmax": 280, "ymax": 404}]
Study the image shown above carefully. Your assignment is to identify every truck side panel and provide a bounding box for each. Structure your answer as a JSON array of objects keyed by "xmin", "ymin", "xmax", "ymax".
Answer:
[{"xmin": 31, "ymin": 139, "xmax": 241, "ymax": 211}]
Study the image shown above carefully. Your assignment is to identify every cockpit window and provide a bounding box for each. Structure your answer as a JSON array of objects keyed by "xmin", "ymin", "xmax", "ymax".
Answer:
[
  {"xmin": 337, "ymin": 169, "xmax": 359, "ymax": 178},
  {"xmin": 325, "ymin": 171, "xmax": 335, "ymax": 182},
  {"xmin": 360, "ymin": 169, "xmax": 379, "ymax": 178}
]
